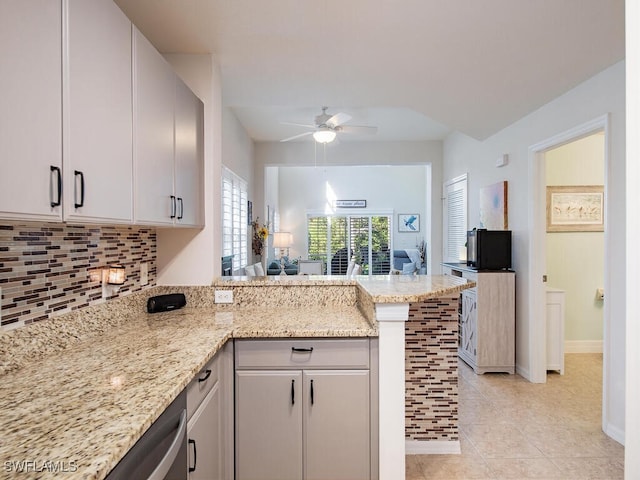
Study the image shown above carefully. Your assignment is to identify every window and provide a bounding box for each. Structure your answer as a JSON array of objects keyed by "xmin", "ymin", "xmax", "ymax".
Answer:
[
  {"xmin": 222, "ymin": 168, "xmax": 248, "ymax": 271},
  {"xmin": 443, "ymin": 174, "xmax": 467, "ymax": 263},
  {"xmin": 307, "ymin": 215, "xmax": 392, "ymax": 275}
]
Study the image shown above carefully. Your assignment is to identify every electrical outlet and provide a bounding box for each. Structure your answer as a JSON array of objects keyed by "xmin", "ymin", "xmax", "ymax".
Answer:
[
  {"xmin": 140, "ymin": 262, "xmax": 149, "ymax": 286},
  {"xmin": 215, "ymin": 290, "xmax": 233, "ymax": 304}
]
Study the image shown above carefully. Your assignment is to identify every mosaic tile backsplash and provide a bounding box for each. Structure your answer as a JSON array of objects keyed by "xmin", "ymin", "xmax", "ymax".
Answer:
[
  {"xmin": 0, "ymin": 222, "xmax": 157, "ymax": 329},
  {"xmin": 405, "ymin": 296, "xmax": 459, "ymax": 442}
]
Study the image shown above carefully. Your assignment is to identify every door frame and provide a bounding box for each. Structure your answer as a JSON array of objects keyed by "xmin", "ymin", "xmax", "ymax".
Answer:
[{"xmin": 527, "ymin": 114, "xmax": 610, "ymax": 425}]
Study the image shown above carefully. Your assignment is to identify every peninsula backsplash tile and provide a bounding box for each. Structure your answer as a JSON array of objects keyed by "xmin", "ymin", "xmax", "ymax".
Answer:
[
  {"xmin": 0, "ymin": 222, "xmax": 157, "ymax": 329},
  {"xmin": 405, "ymin": 296, "xmax": 459, "ymax": 442}
]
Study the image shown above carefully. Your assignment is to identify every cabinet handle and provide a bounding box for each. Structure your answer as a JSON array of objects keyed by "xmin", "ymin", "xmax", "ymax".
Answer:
[
  {"xmin": 177, "ymin": 197, "xmax": 184, "ymax": 219},
  {"xmin": 74, "ymin": 170, "xmax": 84, "ymax": 208},
  {"xmin": 50, "ymin": 166, "xmax": 62, "ymax": 207},
  {"xmin": 310, "ymin": 379, "xmax": 314, "ymax": 405},
  {"xmin": 291, "ymin": 379, "xmax": 295, "ymax": 405},
  {"xmin": 170, "ymin": 195, "xmax": 176, "ymax": 219},
  {"xmin": 291, "ymin": 347, "xmax": 313, "ymax": 353},
  {"xmin": 197, "ymin": 369, "xmax": 211, "ymax": 382},
  {"xmin": 188, "ymin": 438, "xmax": 197, "ymax": 473}
]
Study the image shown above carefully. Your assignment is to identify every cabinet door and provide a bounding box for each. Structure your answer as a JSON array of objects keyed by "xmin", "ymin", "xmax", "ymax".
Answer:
[
  {"xmin": 187, "ymin": 381, "xmax": 222, "ymax": 480},
  {"xmin": 236, "ymin": 370, "xmax": 303, "ymax": 480},
  {"xmin": 174, "ymin": 78, "xmax": 204, "ymax": 227},
  {"xmin": 63, "ymin": 0, "xmax": 132, "ymax": 223},
  {"xmin": 460, "ymin": 289, "xmax": 477, "ymax": 361},
  {"xmin": 304, "ymin": 370, "xmax": 370, "ymax": 480},
  {"xmin": 0, "ymin": 1, "xmax": 62, "ymax": 221},
  {"xmin": 133, "ymin": 28, "xmax": 176, "ymax": 226},
  {"xmin": 546, "ymin": 290, "xmax": 565, "ymax": 374}
]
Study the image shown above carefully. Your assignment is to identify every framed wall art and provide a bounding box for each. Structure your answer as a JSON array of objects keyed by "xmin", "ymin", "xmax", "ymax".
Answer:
[
  {"xmin": 398, "ymin": 214, "xmax": 420, "ymax": 232},
  {"xmin": 479, "ymin": 181, "xmax": 508, "ymax": 230},
  {"xmin": 546, "ymin": 185, "xmax": 604, "ymax": 232}
]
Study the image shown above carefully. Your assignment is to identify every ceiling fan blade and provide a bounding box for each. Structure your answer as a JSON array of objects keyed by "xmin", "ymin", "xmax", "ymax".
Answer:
[
  {"xmin": 338, "ymin": 125, "xmax": 378, "ymax": 135},
  {"xmin": 280, "ymin": 131, "xmax": 313, "ymax": 142},
  {"xmin": 280, "ymin": 121, "xmax": 316, "ymax": 129},
  {"xmin": 326, "ymin": 112, "xmax": 352, "ymax": 128}
]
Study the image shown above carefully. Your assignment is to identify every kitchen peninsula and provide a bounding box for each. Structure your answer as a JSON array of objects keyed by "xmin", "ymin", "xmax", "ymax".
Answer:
[{"xmin": 0, "ymin": 274, "xmax": 472, "ymax": 480}]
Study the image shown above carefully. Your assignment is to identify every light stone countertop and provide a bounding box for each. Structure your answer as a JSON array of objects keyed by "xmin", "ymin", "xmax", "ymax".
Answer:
[
  {"xmin": 355, "ymin": 274, "xmax": 474, "ymax": 303},
  {"xmin": 213, "ymin": 273, "xmax": 475, "ymax": 304},
  {"xmin": 0, "ymin": 274, "xmax": 472, "ymax": 480},
  {"xmin": 0, "ymin": 305, "xmax": 375, "ymax": 480}
]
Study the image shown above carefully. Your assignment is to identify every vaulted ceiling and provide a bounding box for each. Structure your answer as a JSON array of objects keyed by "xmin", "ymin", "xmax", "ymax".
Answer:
[{"xmin": 115, "ymin": 0, "xmax": 624, "ymax": 142}]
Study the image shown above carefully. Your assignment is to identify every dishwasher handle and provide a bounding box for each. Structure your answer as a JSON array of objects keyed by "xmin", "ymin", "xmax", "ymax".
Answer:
[{"xmin": 147, "ymin": 409, "xmax": 187, "ymax": 480}]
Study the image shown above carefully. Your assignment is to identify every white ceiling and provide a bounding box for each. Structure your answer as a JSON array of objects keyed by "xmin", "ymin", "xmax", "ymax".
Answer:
[{"xmin": 115, "ymin": 0, "xmax": 624, "ymax": 142}]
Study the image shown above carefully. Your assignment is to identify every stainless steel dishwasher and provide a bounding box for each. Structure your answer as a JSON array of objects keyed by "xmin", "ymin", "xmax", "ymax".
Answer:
[{"xmin": 105, "ymin": 389, "xmax": 187, "ymax": 480}]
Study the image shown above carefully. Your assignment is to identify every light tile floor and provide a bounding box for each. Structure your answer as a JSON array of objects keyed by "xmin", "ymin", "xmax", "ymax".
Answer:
[{"xmin": 406, "ymin": 354, "xmax": 624, "ymax": 479}]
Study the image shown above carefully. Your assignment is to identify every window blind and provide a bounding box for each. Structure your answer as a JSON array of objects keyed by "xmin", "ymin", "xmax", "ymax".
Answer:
[
  {"xmin": 222, "ymin": 168, "xmax": 248, "ymax": 271},
  {"xmin": 443, "ymin": 175, "xmax": 468, "ymax": 263},
  {"xmin": 307, "ymin": 214, "xmax": 391, "ymax": 275}
]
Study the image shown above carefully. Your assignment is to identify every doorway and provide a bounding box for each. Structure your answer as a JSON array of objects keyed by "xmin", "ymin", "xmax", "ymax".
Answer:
[
  {"xmin": 544, "ymin": 133, "xmax": 605, "ymax": 361},
  {"xmin": 528, "ymin": 114, "xmax": 611, "ymax": 437}
]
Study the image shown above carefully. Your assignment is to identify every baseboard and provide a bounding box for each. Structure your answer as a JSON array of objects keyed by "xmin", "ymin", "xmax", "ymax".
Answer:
[
  {"xmin": 516, "ymin": 364, "xmax": 531, "ymax": 381},
  {"xmin": 604, "ymin": 422, "xmax": 625, "ymax": 446},
  {"xmin": 405, "ymin": 440, "xmax": 461, "ymax": 455},
  {"xmin": 564, "ymin": 340, "xmax": 603, "ymax": 353}
]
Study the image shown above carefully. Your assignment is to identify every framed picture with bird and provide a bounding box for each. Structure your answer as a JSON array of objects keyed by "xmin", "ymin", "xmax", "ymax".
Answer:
[{"xmin": 398, "ymin": 214, "xmax": 420, "ymax": 232}]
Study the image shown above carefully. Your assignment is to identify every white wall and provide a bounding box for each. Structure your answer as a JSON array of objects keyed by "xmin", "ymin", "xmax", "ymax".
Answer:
[
  {"xmin": 156, "ymin": 53, "xmax": 221, "ymax": 285},
  {"xmin": 625, "ymin": 0, "xmax": 639, "ymax": 476},
  {"xmin": 443, "ymin": 60, "xmax": 625, "ymax": 438},
  {"xmin": 275, "ymin": 165, "xmax": 427, "ymax": 260},
  {"xmin": 156, "ymin": 56, "xmax": 256, "ymax": 283},
  {"xmin": 545, "ymin": 134, "xmax": 604, "ymax": 345},
  {"xmin": 255, "ymin": 140, "xmax": 443, "ymax": 270},
  {"xmin": 222, "ymin": 108, "xmax": 254, "ymax": 187}
]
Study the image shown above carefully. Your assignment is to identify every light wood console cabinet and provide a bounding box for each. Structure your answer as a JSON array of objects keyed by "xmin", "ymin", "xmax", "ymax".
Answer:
[{"xmin": 442, "ymin": 263, "xmax": 516, "ymax": 374}]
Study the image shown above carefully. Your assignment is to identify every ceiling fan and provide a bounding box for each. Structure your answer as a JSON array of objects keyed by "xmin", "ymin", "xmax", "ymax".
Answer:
[{"xmin": 280, "ymin": 107, "xmax": 378, "ymax": 143}]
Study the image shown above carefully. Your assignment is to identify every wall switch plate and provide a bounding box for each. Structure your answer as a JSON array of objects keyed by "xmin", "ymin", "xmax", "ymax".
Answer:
[
  {"xmin": 214, "ymin": 290, "xmax": 233, "ymax": 304},
  {"xmin": 140, "ymin": 262, "xmax": 149, "ymax": 286}
]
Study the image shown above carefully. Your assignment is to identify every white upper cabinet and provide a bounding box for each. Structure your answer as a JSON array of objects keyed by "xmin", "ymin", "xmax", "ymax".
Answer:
[
  {"xmin": 133, "ymin": 30, "xmax": 204, "ymax": 228},
  {"xmin": 133, "ymin": 28, "xmax": 176, "ymax": 226},
  {"xmin": 174, "ymin": 78, "xmax": 204, "ymax": 227},
  {"xmin": 1, "ymin": 0, "xmax": 203, "ymax": 227},
  {"xmin": 63, "ymin": 0, "xmax": 133, "ymax": 223},
  {"xmin": 0, "ymin": 1, "xmax": 63, "ymax": 221}
]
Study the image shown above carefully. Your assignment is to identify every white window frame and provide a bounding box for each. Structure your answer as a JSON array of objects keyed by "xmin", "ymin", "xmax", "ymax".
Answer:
[
  {"xmin": 222, "ymin": 167, "xmax": 248, "ymax": 271},
  {"xmin": 442, "ymin": 174, "xmax": 468, "ymax": 263},
  {"xmin": 306, "ymin": 210, "xmax": 394, "ymax": 275}
]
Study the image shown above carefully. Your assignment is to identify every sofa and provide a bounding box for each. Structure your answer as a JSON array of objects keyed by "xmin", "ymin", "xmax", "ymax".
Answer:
[
  {"xmin": 266, "ymin": 257, "xmax": 298, "ymax": 275},
  {"xmin": 393, "ymin": 249, "xmax": 425, "ymax": 274}
]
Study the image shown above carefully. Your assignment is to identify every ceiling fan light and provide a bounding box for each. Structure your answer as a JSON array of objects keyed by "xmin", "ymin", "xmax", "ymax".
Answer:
[{"xmin": 313, "ymin": 129, "xmax": 336, "ymax": 143}]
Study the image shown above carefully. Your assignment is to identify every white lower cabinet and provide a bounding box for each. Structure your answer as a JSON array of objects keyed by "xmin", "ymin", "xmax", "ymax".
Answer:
[
  {"xmin": 188, "ymin": 382, "xmax": 222, "ymax": 480},
  {"xmin": 236, "ymin": 370, "xmax": 304, "ymax": 479},
  {"xmin": 546, "ymin": 288, "xmax": 566, "ymax": 374},
  {"xmin": 235, "ymin": 339, "xmax": 372, "ymax": 480},
  {"xmin": 186, "ymin": 343, "xmax": 233, "ymax": 480},
  {"xmin": 303, "ymin": 370, "xmax": 370, "ymax": 480}
]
